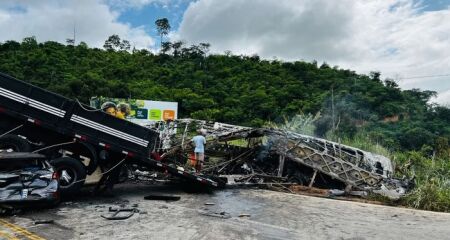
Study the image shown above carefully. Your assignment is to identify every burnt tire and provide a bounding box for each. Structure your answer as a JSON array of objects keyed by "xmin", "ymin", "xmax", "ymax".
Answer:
[
  {"xmin": 288, "ymin": 173, "xmax": 309, "ymax": 186},
  {"xmin": 50, "ymin": 157, "xmax": 86, "ymax": 196},
  {"xmin": 0, "ymin": 134, "xmax": 31, "ymax": 152}
]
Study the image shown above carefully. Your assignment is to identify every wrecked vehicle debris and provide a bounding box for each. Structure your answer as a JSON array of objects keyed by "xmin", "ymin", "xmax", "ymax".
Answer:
[
  {"xmin": 158, "ymin": 119, "xmax": 412, "ymax": 200},
  {"xmin": 0, "ymin": 71, "xmax": 411, "ymax": 214},
  {"xmin": 0, "ymin": 152, "xmax": 59, "ymax": 207},
  {"xmin": 0, "ymin": 72, "xmax": 219, "ymax": 201}
]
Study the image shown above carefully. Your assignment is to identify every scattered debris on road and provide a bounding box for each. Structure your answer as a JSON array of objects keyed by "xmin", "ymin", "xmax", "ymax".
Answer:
[
  {"xmin": 143, "ymin": 195, "xmax": 181, "ymax": 201},
  {"xmin": 238, "ymin": 214, "xmax": 251, "ymax": 218},
  {"xmin": 34, "ymin": 219, "xmax": 55, "ymax": 225},
  {"xmin": 101, "ymin": 206, "xmax": 140, "ymax": 220},
  {"xmin": 199, "ymin": 210, "xmax": 231, "ymax": 219}
]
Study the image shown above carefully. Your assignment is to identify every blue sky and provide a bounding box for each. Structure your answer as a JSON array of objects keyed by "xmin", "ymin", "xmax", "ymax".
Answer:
[
  {"xmin": 116, "ymin": 1, "xmax": 191, "ymax": 42},
  {"xmin": 420, "ymin": 0, "xmax": 450, "ymax": 11}
]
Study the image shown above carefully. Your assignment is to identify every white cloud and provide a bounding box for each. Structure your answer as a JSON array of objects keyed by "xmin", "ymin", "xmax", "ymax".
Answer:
[
  {"xmin": 0, "ymin": 0, "xmax": 155, "ymax": 49},
  {"xmin": 108, "ymin": 0, "xmax": 161, "ymax": 9},
  {"xmin": 107, "ymin": 0, "xmax": 186, "ymax": 9},
  {"xmin": 435, "ymin": 88, "xmax": 450, "ymax": 106},
  {"xmin": 177, "ymin": 0, "xmax": 450, "ymax": 105}
]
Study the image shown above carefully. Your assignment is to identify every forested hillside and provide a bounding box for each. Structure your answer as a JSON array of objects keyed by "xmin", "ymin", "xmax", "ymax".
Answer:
[{"xmin": 0, "ymin": 36, "xmax": 449, "ymax": 155}]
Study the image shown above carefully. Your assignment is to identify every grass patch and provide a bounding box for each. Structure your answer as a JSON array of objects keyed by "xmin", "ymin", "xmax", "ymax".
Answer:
[{"xmin": 392, "ymin": 151, "xmax": 450, "ymax": 212}]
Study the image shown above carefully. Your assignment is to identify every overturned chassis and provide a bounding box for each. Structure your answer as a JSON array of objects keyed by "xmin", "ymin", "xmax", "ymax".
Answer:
[{"xmin": 163, "ymin": 121, "xmax": 410, "ymax": 199}]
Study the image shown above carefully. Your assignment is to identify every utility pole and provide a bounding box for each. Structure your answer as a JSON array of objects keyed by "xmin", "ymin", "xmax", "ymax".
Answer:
[
  {"xmin": 73, "ymin": 22, "xmax": 76, "ymax": 46},
  {"xmin": 331, "ymin": 86, "xmax": 335, "ymax": 133}
]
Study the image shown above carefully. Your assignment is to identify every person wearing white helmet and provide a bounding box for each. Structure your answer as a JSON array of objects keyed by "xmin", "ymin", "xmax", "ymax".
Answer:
[{"xmin": 101, "ymin": 101, "xmax": 117, "ymax": 116}]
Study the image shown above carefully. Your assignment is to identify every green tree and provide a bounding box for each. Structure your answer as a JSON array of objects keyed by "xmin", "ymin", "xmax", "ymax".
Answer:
[
  {"xmin": 103, "ymin": 34, "xmax": 121, "ymax": 51},
  {"xmin": 103, "ymin": 35, "xmax": 131, "ymax": 51},
  {"xmin": 155, "ymin": 18, "xmax": 171, "ymax": 50},
  {"xmin": 0, "ymin": 37, "xmax": 449, "ymax": 153}
]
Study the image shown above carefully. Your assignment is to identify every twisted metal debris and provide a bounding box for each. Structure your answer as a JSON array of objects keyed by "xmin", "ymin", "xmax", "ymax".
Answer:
[{"xmin": 157, "ymin": 119, "xmax": 411, "ymax": 199}]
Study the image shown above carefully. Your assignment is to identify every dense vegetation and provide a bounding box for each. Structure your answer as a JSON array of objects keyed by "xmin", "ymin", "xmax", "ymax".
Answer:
[
  {"xmin": 1, "ymin": 36, "xmax": 448, "ymax": 153},
  {"xmin": 0, "ymin": 36, "xmax": 449, "ymax": 211}
]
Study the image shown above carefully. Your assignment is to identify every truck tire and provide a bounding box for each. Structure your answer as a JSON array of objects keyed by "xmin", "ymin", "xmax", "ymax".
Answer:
[
  {"xmin": 51, "ymin": 157, "xmax": 86, "ymax": 196},
  {"xmin": 118, "ymin": 164, "xmax": 130, "ymax": 183},
  {"xmin": 0, "ymin": 134, "xmax": 31, "ymax": 152}
]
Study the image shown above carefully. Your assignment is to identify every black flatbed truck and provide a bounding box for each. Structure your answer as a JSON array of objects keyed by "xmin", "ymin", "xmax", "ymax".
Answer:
[{"xmin": 0, "ymin": 72, "xmax": 218, "ymax": 194}]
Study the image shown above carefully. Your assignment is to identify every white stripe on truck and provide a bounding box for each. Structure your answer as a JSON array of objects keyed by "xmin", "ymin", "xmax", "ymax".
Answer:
[
  {"xmin": 0, "ymin": 87, "xmax": 66, "ymax": 117},
  {"xmin": 70, "ymin": 114, "xmax": 149, "ymax": 147},
  {"xmin": 0, "ymin": 86, "xmax": 149, "ymax": 148}
]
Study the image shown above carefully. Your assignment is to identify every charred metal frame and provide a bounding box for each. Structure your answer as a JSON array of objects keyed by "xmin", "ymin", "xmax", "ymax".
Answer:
[{"xmin": 160, "ymin": 119, "xmax": 410, "ymax": 199}]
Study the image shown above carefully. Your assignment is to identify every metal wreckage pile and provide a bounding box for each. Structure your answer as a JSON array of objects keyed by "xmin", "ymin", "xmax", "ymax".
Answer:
[{"xmin": 145, "ymin": 119, "xmax": 412, "ymax": 200}]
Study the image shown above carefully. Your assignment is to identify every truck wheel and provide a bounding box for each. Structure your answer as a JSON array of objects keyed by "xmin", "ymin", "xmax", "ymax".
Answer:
[
  {"xmin": 0, "ymin": 134, "xmax": 31, "ymax": 152},
  {"xmin": 118, "ymin": 164, "xmax": 130, "ymax": 183},
  {"xmin": 51, "ymin": 157, "xmax": 86, "ymax": 196}
]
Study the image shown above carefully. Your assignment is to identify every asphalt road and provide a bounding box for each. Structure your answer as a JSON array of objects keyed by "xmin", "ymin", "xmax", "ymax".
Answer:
[{"xmin": 1, "ymin": 183, "xmax": 450, "ymax": 240}]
